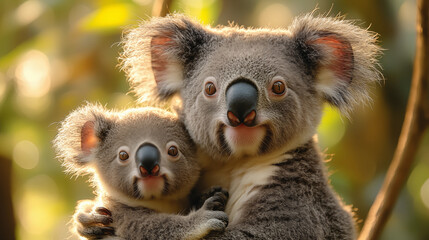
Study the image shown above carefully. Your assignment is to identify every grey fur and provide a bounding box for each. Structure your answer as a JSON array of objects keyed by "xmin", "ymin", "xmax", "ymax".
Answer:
[
  {"xmin": 117, "ymin": 13, "xmax": 383, "ymax": 239},
  {"xmin": 54, "ymin": 104, "xmax": 228, "ymax": 240}
]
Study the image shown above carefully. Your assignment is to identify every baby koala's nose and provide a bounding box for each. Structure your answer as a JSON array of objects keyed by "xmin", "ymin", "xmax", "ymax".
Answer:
[{"xmin": 135, "ymin": 143, "xmax": 160, "ymax": 177}]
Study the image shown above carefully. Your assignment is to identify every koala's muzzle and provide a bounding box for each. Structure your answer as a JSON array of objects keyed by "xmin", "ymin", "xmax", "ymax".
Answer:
[
  {"xmin": 135, "ymin": 143, "xmax": 160, "ymax": 177},
  {"xmin": 226, "ymin": 80, "xmax": 258, "ymax": 127}
]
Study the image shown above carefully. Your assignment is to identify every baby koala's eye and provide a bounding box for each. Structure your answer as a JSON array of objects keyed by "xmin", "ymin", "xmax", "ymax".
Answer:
[
  {"xmin": 205, "ymin": 82, "xmax": 216, "ymax": 96},
  {"xmin": 272, "ymin": 81, "xmax": 286, "ymax": 95},
  {"xmin": 167, "ymin": 146, "xmax": 179, "ymax": 157},
  {"xmin": 119, "ymin": 150, "xmax": 129, "ymax": 161}
]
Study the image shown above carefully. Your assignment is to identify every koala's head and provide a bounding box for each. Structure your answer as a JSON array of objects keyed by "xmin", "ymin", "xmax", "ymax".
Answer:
[
  {"xmin": 54, "ymin": 104, "xmax": 198, "ymax": 203},
  {"xmin": 121, "ymin": 14, "xmax": 382, "ymax": 160}
]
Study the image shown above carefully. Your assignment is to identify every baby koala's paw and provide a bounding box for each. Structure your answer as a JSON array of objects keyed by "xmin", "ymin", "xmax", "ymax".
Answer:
[
  {"xmin": 194, "ymin": 186, "xmax": 229, "ymax": 211},
  {"xmin": 203, "ymin": 191, "xmax": 229, "ymax": 230},
  {"xmin": 186, "ymin": 190, "xmax": 229, "ymax": 239},
  {"xmin": 202, "ymin": 189, "xmax": 229, "ymax": 212},
  {"xmin": 73, "ymin": 200, "xmax": 115, "ymax": 239},
  {"xmin": 186, "ymin": 207, "xmax": 228, "ymax": 240},
  {"xmin": 102, "ymin": 237, "xmax": 125, "ymax": 240},
  {"xmin": 202, "ymin": 210, "xmax": 229, "ymax": 232},
  {"xmin": 201, "ymin": 188, "xmax": 229, "ymax": 230}
]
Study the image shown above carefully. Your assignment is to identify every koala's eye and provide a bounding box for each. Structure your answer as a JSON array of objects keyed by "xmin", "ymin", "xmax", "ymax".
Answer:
[
  {"xmin": 205, "ymin": 82, "xmax": 216, "ymax": 96},
  {"xmin": 167, "ymin": 146, "xmax": 179, "ymax": 157},
  {"xmin": 119, "ymin": 151, "xmax": 129, "ymax": 161},
  {"xmin": 272, "ymin": 81, "xmax": 286, "ymax": 95}
]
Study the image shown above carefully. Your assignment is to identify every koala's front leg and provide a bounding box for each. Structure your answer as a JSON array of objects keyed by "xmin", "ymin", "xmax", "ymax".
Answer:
[
  {"xmin": 72, "ymin": 200, "xmax": 116, "ymax": 239},
  {"xmin": 112, "ymin": 191, "xmax": 229, "ymax": 240}
]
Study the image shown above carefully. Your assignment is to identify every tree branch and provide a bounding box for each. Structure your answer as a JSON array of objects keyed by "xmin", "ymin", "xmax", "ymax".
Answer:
[
  {"xmin": 152, "ymin": 0, "xmax": 173, "ymax": 17},
  {"xmin": 358, "ymin": 0, "xmax": 429, "ymax": 239}
]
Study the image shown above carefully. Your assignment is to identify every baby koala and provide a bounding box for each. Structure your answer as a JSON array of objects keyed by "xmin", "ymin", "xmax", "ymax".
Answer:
[{"xmin": 54, "ymin": 104, "xmax": 228, "ymax": 240}]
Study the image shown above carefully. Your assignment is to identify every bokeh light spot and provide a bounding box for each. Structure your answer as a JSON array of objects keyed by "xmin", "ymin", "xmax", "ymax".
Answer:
[
  {"xmin": 317, "ymin": 105, "xmax": 346, "ymax": 148},
  {"xmin": 420, "ymin": 178, "xmax": 429, "ymax": 210},
  {"xmin": 15, "ymin": 0, "xmax": 44, "ymax": 25},
  {"xmin": 0, "ymin": 73, "xmax": 7, "ymax": 104},
  {"xmin": 407, "ymin": 163, "xmax": 429, "ymax": 200},
  {"xmin": 13, "ymin": 140, "xmax": 39, "ymax": 170},
  {"xmin": 15, "ymin": 50, "xmax": 51, "ymax": 98},
  {"xmin": 15, "ymin": 94, "xmax": 52, "ymax": 118},
  {"xmin": 257, "ymin": 3, "xmax": 292, "ymax": 28},
  {"xmin": 133, "ymin": 0, "xmax": 152, "ymax": 5},
  {"xmin": 399, "ymin": 0, "xmax": 417, "ymax": 28},
  {"xmin": 17, "ymin": 175, "xmax": 64, "ymax": 237},
  {"xmin": 175, "ymin": 0, "xmax": 221, "ymax": 24}
]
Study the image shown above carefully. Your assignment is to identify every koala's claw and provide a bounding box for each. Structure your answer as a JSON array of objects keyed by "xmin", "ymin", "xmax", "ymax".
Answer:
[
  {"xmin": 197, "ymin": 192, "xmax": 229, "ymax": 233},
  {"xmin": 76, "ymin": 225, "xmax": 115, "ymax": 239},
  {"xmin": 208, "ymin": 186, "xmax": 229, "ymax": 199},
  {"xmin": 203, "ymin": 191, "xmax": 229, "ymax": 211},
  {"xmin": 74, "ymin": 202, "xmax": 114, "ymax": 239},
  {"xmin": 203, "ymin": 186, "xmax": 229, "ymax": 200},
  {"xmin": 196, "ymin": 186, "xmax": 229, "ymax": 211},
  {"xmin": 77, "ymin": 211, "xmax": 113, "ymax": 226},
  {"xmin": 204, "ymin": 199, "xmax": 224, "ymax": 211},
  {"xmin": 96, "ymin": 207, "xmax": 112, "ymax": 216}
]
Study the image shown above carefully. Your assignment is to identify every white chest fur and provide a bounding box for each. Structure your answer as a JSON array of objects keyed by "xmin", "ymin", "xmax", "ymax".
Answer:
[
  {"xmin": 197, "ymin": 153, "xmax": 292, "ymax": 226},
  {"xmin": 226, "ymin": 164, "xmax": 279, "ymax": 225}
]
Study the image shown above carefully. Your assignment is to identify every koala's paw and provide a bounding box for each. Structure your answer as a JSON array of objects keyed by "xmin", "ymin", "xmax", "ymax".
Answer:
[
  {"xmin": 73, "ymin": 201, "xmax": 115, "ymax": 239},
  {"xmin": 206, "ymin": 186, "xmax": 229, "ymax": 200},
  {"xmin": 202, "ymin": 189, "xmax": 229, "ymax": 211},
  {"xmin": 187, "ymin": 208, "xmax": 228, "ymax": 240},
  {"xmin": 199, "ymin": 193, "xmax": 229, "ymax": 231},
  {"xmin": 102, "ymin": 237, "xmax": 124, "ymax": 240},
  {"xmin": 203, "ymin": 211, "xmax": 229, "ymax": 231},
  {"xmin": 192, "ymin": 186, "xmax": 229, "ymax": 210}
]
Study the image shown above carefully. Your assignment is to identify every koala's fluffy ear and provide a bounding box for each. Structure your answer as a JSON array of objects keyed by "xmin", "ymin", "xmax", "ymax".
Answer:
[
  {"xmin": 121, "ymin": 14, "xmax": 212, "ymax": 101},
  {"xmin": 54, "ymin": 103, "xmax": 114, "ymax": 175},
  {"xmin": 289, "ymin": 14, "xmax": 383, "ymax": 115}
]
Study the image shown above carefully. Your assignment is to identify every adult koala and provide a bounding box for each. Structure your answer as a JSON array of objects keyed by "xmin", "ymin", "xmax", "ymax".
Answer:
[{"xmin": 78, "ymin": 14, "xmax": 382, "ymax": 239}]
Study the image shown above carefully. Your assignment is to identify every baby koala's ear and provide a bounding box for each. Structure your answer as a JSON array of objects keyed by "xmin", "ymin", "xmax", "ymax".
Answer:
[
  {"xmin": 289, "ymin": 14, "xmax": 383, "ymax": 116},
  {"xmin": 54, "ymin": 103, "xmax": 114, "ymax": 175},
  {"xmin": 80, "ymin": 121, "xmax": 99, "ymax": 154}
]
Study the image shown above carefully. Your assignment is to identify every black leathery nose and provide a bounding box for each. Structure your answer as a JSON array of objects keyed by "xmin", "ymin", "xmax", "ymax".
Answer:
[
  {"xmin": 135, "ymin": 143, "xmax": 160, "ymax": 176},
  {"xmin": 226, "ymin": 80, "xmax": 258, "ymax": 126}
]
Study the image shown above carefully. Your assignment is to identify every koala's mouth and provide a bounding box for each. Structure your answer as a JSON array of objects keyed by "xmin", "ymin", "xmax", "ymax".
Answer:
[
  {"xmin": 218, "ymin": 123, "xmax": 270, "ymax": 157},
  {"xmin": 132, "ymin": 175, "xmax": 167, "ymax": 199}
]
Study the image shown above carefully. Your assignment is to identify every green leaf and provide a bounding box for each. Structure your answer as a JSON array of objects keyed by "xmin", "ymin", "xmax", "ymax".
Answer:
[{"xmin": 80, "ymin": 3, "xmax": 134, "ymax": 33}]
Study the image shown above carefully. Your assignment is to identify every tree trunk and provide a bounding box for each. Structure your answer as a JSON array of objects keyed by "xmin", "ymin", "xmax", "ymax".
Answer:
[{"xmin": 0, "ymin": 155, "xmax": 16, "ymax": 240}]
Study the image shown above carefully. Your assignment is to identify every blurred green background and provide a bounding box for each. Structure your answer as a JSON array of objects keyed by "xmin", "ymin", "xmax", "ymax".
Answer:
[{"xmin": 0, "ymin": 0, "xmax": 428, "ymax": 239}]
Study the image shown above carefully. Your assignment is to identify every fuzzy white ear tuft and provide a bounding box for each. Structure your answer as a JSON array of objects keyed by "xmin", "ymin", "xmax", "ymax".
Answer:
[
  {"xmin": 149, "ymin": 33, "xmax": 186, "ymax": 98},
  {"xmin": 120, "ymin": 14, "xmax": 212, "ymax": 101},
  {"xmin": 289, "ymin": 14, "xmax": 383, "ymax": 115},
  {"xmin": 316, "ymin": 68, "xmax": 342, "ymax": 96},
  {"xmin": 153, "ymin": 62, "xmax": 184, "ymax": 97},
  {"xmin": 315, "ymin": 68, "xmax": 349, "ymax": 100}
]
